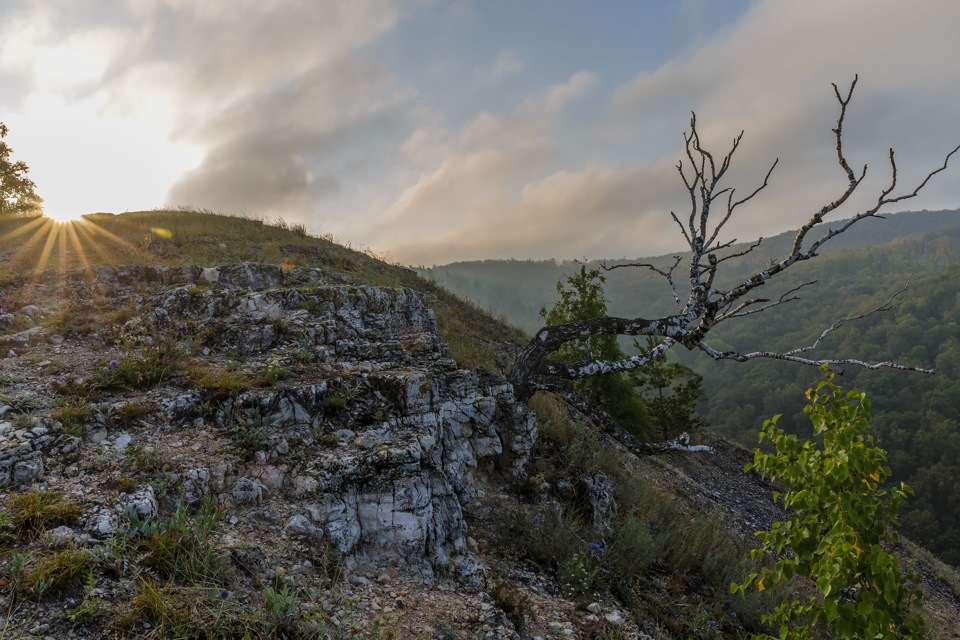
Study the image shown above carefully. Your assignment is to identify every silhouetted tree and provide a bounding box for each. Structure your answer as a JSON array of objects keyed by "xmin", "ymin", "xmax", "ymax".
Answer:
[{"xmin": 0, "ymin": 122, "xmax": 42, "ymax": 217}]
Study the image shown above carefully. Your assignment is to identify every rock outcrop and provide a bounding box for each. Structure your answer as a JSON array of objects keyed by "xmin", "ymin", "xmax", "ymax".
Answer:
[{"xmin": 0, "ymin": 262, "xmax": 536, "ymax": 575}]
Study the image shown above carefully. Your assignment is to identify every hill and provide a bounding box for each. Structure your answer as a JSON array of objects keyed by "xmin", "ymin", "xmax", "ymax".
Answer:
[
  {"xmin": 419, "ymin": 208, "xmax": 960, "ymax": 568},
  {"xmin": 0, "ymin": 210, "xmax": 958, "ymax": 638},
  {"xmin": 419, "ymin": 209, "xmax": 960, "ymax": 333}
]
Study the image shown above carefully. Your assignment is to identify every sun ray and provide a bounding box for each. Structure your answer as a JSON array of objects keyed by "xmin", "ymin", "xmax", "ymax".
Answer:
[
  {"xmin": 81, "ymin": 218, "xmax": 153, "ymax": 260},
  {"xmin": 17, "ymin": 219, "xmax": 60, "ymax": 306},
  {"xmin": 71, "ymin": 219, "xmax": 118, "ymax": 266},
  {"xmin": 57, "ymin": 221, "xmax": 68, "ymax": 276},
  {"xmin": 65, "ymin": 220, "xmax": 96, "ymax": 279},
  {"xmin": 8, "ymin": 217, "xmax": 56, "ymax": 269},
  {"xmin": 0, "ymin": 214, "xmax": 49, "ymax": 244}
]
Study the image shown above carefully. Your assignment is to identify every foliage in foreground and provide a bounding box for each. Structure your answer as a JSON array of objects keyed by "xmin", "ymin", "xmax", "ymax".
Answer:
[{"xmin": 734, "ymin": 367, "xmax": 925, "ymax": 639}]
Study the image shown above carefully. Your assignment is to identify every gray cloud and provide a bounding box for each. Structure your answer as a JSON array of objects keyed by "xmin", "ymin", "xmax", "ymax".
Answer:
[
  {"xmin": 373, "ymin": 0, "xmax": 960, "ymax": 264},
  {"xmin": 165, "ymin": 55, "xmax": 407, "ymax": 219}
]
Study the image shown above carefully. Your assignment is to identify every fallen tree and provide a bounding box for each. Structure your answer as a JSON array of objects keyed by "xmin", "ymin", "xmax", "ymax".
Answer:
[{"xmin": 508, "ymin": 77, "xmax": 959, "ymax": 457}]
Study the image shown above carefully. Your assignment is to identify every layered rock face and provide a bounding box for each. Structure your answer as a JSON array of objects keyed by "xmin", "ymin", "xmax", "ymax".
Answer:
[{"xmin": 0, "ymin": 262, "xmax": 535, "ymax": 574}]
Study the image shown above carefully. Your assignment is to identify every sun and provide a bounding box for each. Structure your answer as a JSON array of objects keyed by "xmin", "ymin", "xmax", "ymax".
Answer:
[{"xmin": 44, "ymin": 210, "xmax": 86, "ymax": 223}]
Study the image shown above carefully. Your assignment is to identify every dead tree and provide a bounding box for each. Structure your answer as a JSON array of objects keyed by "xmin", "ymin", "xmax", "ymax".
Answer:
[{"xmin": 508, "ymin": 77, "xmax": 959, "ymax": 457}]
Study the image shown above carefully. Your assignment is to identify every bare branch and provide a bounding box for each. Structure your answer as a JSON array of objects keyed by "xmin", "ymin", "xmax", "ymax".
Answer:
[
  {"xmin": 718, "ymin": 280, "xmax": 817, "ymax": 321},
  {"xmin": 603, "ymin": 256, "xmax": 684, "ymax": 310},
  {"xmin": 509, "ymin": 76, "xmax": 953, "ymax": 459},
  {"xmin": 706, "ymin": 158, "xmax": 778, "ymax": 251},
  {"xmin": 699, "ymin": 280, "xmax": 928, "ymax": 371},
  {"xmin": 714, "ymin": 237, "xmax": 763, "ymax": 266},
  {"xmin": 697, "ymin": 340, "xmax": 934, "ymax": 374},
  {"xmin": 781, "ymin": 281, "xmax": 909, "ymax": 356}
]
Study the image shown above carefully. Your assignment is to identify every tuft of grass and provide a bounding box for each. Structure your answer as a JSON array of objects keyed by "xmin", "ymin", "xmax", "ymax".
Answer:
[
  {"xmin": 3, "ymin": 490, "xmax": 84, "ymax": 541},
  {"xmin": 228, "ymin": 421, "xmax": 269, "ymax": 461},
  {"xmin": 187, "ymin": 359, "xmax": 291, "ymax": 406},
  {"xmin": 96, "ymin": 348, "xmax": 181, "ymax": 390},
  {"xmin": 51, "ymin": 398, "xmax": 94, "ymax": 435},
  {"xmin": 51, "ymin": 375, "xmax": 98, "ymax": 400},
  {"xmin": 24, "ymin": 547, "xmax": 90, "ymax": 598},
  {"xmin": 127, "ymin": 499, "xmax": 225, "ymax": 585},
  {"xmin": 111, "ymin": 400, "xmax": 153, "ymax": 426},
  {"xmin": 116, "ymin": 578, "xmax": 261, "ymax": 639},
  {"xmin": 125, "ymin": 444, "xmax": 174, "ymax": 475}
]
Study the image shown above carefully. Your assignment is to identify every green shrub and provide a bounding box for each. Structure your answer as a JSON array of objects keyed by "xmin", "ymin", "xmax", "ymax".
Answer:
[{"xmin": 734, "ymin": 367, "xmax": 926, "ymax": 639}]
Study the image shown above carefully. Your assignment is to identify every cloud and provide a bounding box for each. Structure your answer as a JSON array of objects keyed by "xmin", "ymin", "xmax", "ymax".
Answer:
[
  {"xmin": 488, "ymin": 49, "xmax": 524, "ymax": 82},
  {"xmin": 366, "ymin": 71, "xmax": 604, "ymax": 262},
  {"xmin": 166, "ymin": 56, "xmax": 408, "ymax": 218},
  {"xmin": 377, "ymin": 0, "xmax": 960, "ymax": 264},
  {"xmin": 0, "ymin": 0, "xmax": 412, "ymax": 219},
  {"xmin": 608, "ymin": 0, "xmax": 960, "ymax": 242}
]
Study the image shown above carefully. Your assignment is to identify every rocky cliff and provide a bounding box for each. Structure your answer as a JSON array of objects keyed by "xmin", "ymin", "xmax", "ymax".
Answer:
[{"xmin": 0, "ymin": 262, "xmax": 544, "ymax": 637}]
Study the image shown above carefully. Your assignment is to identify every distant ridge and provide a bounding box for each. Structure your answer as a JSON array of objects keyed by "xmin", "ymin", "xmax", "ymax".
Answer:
[{"xmin": 418, "ymin": 208, "xmax": 960, "ymax": 332}]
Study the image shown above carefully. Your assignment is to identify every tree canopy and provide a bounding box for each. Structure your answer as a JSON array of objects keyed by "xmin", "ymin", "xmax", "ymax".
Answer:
[{"xmin": 0, "ymin": 122, "xmax": 42, "ymax": 217}]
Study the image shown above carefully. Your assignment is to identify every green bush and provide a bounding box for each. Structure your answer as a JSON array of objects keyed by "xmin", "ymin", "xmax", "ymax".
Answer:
[{"xmin": 734, "ymin": 367, "xmax": 926, "ymax": 639}]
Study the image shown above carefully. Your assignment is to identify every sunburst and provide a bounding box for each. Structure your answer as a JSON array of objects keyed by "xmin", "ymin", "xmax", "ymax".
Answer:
[{"xmin": 0, "ymin": 213, "xmax": 152, "ymax": 306}]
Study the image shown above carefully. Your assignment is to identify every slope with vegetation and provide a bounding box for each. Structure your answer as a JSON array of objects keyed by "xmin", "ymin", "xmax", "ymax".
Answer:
[
  {"xmin": 0, "ymin": 209, "xmax": 958, "ymax": 638},
  {"xmin": 421, "ymin": 209, "xmax": 960, "ymax": 568}
]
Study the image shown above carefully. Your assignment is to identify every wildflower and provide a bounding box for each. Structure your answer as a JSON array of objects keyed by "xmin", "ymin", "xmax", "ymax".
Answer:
[
  {"xmin": 730, "ymin": 611, "xmax": 737, "ymax": 619},
  {"xmin": 109, "ymin": 360, "xmax": 119, "ymax": 368},
  {"xmin": 219, "ymin": 589, "xmax": 230, "ymax": 600},
  {"xmin": 532, "ymin": 515, "xmax": 540, "ymax": 525},
  {"xmin": 708, "ymin": 620, "xmax": 716, "ymax": 627},
  {"xmin": 586, "ymin": 542, "xmax": 604, "ymax": 555}
]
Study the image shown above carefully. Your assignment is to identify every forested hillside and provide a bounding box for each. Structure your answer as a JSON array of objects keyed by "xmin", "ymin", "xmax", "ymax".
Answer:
[{"xmin": 420, "ymin": 209, "xmax": 960, "ymax": 564}]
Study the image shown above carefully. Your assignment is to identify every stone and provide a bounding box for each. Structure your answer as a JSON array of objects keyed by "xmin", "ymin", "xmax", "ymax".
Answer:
[
  {"xmin": 231, "ymin": 477, "xmax": 263, "ymax": 505},
  {"xmin": 117, "ymin": 485, "xmax": 158, "ymax": 521},
  {"xmin": 284, "ymin": 514, "xmax": 325, "ymax": 541}
]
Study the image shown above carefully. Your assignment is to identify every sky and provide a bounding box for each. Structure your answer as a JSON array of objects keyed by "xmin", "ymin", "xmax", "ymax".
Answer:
[{"xmin": 1, "ymin": 0, "xmax": 959, "ymax": 266}]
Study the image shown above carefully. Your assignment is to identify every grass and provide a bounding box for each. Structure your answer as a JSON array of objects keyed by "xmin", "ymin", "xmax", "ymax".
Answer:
[
  {"xmin": 95, "ymin": 347, "xmax": 182, "ymax": 390},
  {"xmin": 115, "ymin": 578, "xmax": 262, "ymax": 639},
  {"xmin": 1, "ymin": 489, "xmax": 84, "ymax": 542},
  {"xmin": 23, "ymin": 547, "xmax": 90, "ymax": 597},
  {"xmin": 125, "ymin": 499, "xmax": 225, "ymax": 585},
  {"xmin": 111, "ymin": 400, "xmax": 153, "ymax": 426},
  {"xmin": 495, "ymin": 393, "xmax": 793, "ymax": 637},
  {"xmin": 51, "ymin": 398, "xmax": 94, "ymax": 435},
  {"xmin": 186, "ymin": 360, "xmax": 289, "ymax": 402}
]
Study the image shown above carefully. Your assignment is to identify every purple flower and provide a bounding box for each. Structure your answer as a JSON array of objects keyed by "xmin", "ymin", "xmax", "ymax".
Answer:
[
  {"xmin": 532, "ymin": 515, "xmax": 540, "ymax": 525},
  {"xmin": 109, "ymin": 360, "xmax": 119, "ymax": 368},
  {"xmin": 730, "ymin": 611, "xmax": 737, "ymax": 619},
  {"xmin": 587, "ymin": 542, "xmax": 604, "ymax": 555},
  {"xmin": 219, "ymin": 589, "xmax": 230, "ymax": 600},
  {"xmin": 708, "ymin": 620, "xmax": 716, "ymax": 627}
]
